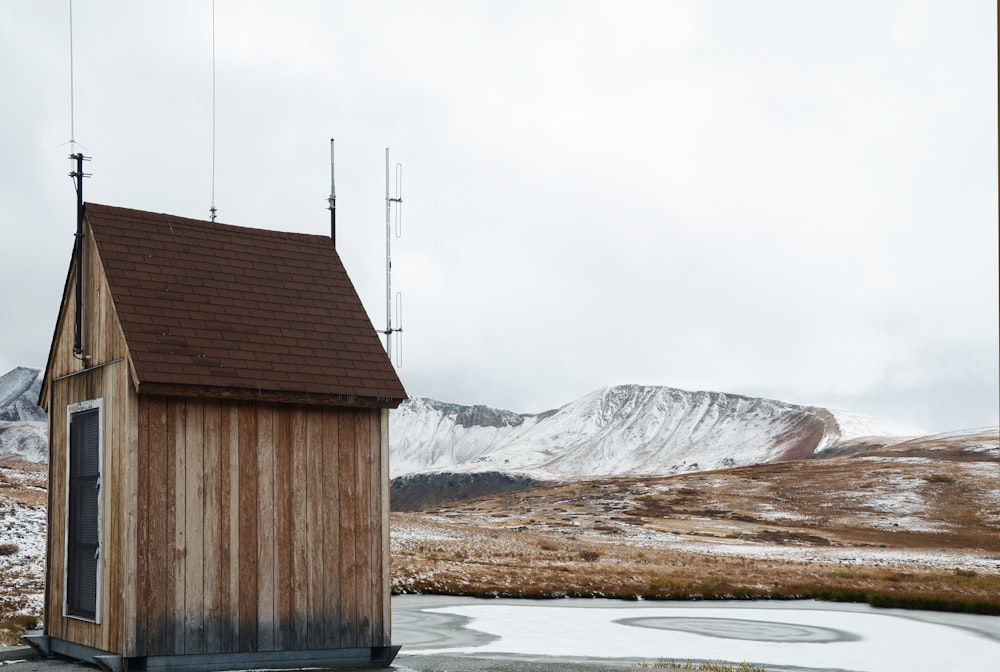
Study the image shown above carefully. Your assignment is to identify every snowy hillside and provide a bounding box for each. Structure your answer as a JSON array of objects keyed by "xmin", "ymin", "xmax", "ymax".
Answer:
[
  {"xmin": 0, "ymin": 365, "xmax": 932, "ymax": 475},
  {"xmin": 0, "ymin": 368, "xmax": 48, "ymax": 463},
  {"xmin": 0, "ymin": 421, "xmax": 47, "ymax": 463},
  {"xmin": 390, "ymin": 384, "xmax": 921, "ymax": 480},
  {"xmin": 0, "ymin": 367, "xmax": 45, "ymax": 422},
  {"xmin": 829, "ymin": 407, "xmax": 926, "ymax": 440}
]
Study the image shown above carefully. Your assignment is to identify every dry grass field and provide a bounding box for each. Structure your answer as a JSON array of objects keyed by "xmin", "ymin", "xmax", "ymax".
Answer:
[
  {"xmin": 391, "ymin": 432, "xmax": 1000, "ymax": 613},
  {"xmin": 1, "ymin": 431, "xmax": 997, "ymax": 645}
]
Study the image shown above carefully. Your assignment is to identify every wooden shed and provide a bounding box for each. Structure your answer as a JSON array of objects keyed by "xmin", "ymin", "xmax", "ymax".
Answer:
[{"xmin": 32, "ymin": 203, "xmax": 407, "ymax": 670}]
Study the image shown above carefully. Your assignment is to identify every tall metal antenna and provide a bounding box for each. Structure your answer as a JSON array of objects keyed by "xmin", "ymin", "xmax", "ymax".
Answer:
[
  {"xmin": 328, "ymin": 138, "xmax": 336, "ymax": 245},
  {"xmin": 68, "ymin": 0, "xmax": 76, "ymax": 152},
  {"xmin": 209, "ymin": 0, "xmax": 218, "ymax": 221},
  {"xmin": 383, "ymin": 148, "xmax": 403, "ymax": 365},
  {"xmin": 63, "ymin": 0, "xmax": 86, "ymax": 158},
  {"xmin": 66, "ymin": 1, "xmax": 91, "ymax": 360}
]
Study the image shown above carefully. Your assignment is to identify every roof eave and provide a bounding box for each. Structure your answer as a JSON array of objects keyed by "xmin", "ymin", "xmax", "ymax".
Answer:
[{"xmin": 134, "ymin": 380, "xmax": 407, "ymax": 409}]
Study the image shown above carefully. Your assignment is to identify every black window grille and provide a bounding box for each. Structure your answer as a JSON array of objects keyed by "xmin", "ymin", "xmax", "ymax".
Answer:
[{"xmin": 67, "ymin": 407, "xmax": 100, "ymax": 620}]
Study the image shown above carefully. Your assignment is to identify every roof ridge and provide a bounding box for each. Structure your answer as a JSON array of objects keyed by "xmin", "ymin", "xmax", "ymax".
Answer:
[{"xmin": 85, "ymin": 202, "xmax": 333, "ymax": 245}]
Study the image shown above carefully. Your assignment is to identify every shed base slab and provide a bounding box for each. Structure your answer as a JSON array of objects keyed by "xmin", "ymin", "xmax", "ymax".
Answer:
[{"xmin": 28, "ymin": 637, "xmax": 400, "ymax": 671}]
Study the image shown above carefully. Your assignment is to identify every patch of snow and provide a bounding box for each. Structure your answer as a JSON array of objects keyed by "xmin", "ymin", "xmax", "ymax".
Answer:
[
  {"xmin": 865, "ymin": 476, "xmax": 925, "ymax": 514},
  {"xmin": 855, "ymin": 456, "xmax": 935, "ymax": 464},
  {"xmin": 0, "ymin": 490, "xmax": 47, "ymax": 617},
  {"xmin": 829, "ymin": 408, "xmax": 926, "ymax": 442},
  {"xmin": 754, "ymin": 504, "xmax": 810, "ymax": 523},
  {"xmin": 864, "ymin": 515, "xmax": 947, "ymax": 533},
  {"xmin": 824, "ymin": 472, "xmax": 948, "ymax": 533},
  {"xmin": 622, "ymin": 533, "xmax": 999, "ymax": 572},
  {"xmin": 390, "ymin": 521, "xmax": 462, "ymax": 544}
]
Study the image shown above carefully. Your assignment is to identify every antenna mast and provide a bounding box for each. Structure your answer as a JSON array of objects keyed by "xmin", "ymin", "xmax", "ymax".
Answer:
[
  {"xmin": 68, "ymin": 0, "xmax": 76, "ymax": 153},
  {"xmin": 70, "ymin": 152, "xmax": 91, "ymax": 360},
  {"xmin": 328, "ymin": 138, "xmax": 336, "ymax": 245},
  {"xmin": 65, "ymin": 2, "xmax": 91, "ymax": 360},
  {"xmin": 383, "ymin": 148, "xmax": 403, "ymax": 364},
  {"xmin": 209, "ymin": 0, "xmax": 218, "ymax": 221}
]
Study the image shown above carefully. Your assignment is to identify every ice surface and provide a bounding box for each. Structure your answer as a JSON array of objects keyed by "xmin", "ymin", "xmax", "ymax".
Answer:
[{"xmin": 403, "ymin": 601, "xmax": 1000, "ymax": 672}]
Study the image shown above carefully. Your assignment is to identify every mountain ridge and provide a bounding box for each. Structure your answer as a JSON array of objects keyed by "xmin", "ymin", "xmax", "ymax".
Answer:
[
  {"xmin": 0, "ymin": 368, "xmax": 47, "ymax": 463},
  {"xmin": 389, "ymin": 383, "xmax": 926, "ymax": 480},
  {"xmin": 0, "ymin": 368, "xmax": 944, "ymax": 476},
  {"xmin": 0, "ymin": 367, "xmax": 44, "ymax": 422}
]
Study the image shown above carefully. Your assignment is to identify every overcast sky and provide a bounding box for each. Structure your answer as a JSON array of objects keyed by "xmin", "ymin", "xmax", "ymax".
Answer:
[{"xmin": 2, "ymin": 1, "xmax": 997, "ymax": 433}]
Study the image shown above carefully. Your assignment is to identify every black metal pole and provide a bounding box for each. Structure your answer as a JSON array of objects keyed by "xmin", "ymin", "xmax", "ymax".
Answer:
[{"xmin": 72, "ymin": 153, "xmax": 84, "ymax": 358}]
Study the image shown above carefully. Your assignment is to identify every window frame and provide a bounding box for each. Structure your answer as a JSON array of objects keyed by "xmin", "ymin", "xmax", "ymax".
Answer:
[{"xmin": 64, "ymin": 398, "xmax": 104, "ymax": 623}]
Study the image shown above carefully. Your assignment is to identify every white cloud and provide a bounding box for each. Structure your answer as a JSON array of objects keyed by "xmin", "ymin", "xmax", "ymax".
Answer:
[{"xmin": 1, "ymin": 0, "xmax": 995, "ymax": 432}]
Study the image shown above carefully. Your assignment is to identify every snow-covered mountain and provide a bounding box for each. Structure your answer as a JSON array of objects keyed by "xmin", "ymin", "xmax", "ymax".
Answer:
[
  {"xmin": 0, "ymin": 421, "xmax": 47, "ymax": 463},
  {"xmin": 0, "ymin": 367, "xmax": 48, "ymax": 463},
  {"xmin": 0, "ymin": 365, "xmax": 929, "ymax": 476},
  {"xmin": 389, "ymin": 384, "xmax": 922, "ymax": 480},
  {"xmin": 0, "ymin": 367, "xmax": 45, "ymax": 422}
]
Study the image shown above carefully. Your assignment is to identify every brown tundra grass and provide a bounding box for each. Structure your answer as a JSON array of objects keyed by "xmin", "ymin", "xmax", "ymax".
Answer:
[{"xmin": 391, "ymin": 439, "xmax": 1000, "ymax": 614}]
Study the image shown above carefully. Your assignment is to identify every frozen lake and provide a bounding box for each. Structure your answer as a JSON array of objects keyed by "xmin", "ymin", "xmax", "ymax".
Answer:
[{"xmin": 392, "ymin": 595, "xmax": 1000, "ymax": 672}]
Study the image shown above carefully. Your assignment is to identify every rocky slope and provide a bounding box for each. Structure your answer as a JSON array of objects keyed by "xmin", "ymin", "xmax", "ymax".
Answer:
[
  {"xmin": 389, "ymin": 384, "xmax": 919, "ymax": 481},
  {"xmin": 0, "ymin": 368, "xmax": 47, "ymax": 463},
  {"xmin": 0, "ymin": 367, "xmax": 44, "ymax": 422}
]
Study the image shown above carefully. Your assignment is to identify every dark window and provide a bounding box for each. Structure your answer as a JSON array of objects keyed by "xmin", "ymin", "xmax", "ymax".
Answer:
[{"xmin": 67, "ymin": 406, "xmax": 100, "ymax": 620}]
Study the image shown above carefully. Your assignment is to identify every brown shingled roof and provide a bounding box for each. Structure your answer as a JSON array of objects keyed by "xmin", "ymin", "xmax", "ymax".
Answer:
[{"xmin": 86, "ymin": 203, "xmax": 406, "ymax": 407}]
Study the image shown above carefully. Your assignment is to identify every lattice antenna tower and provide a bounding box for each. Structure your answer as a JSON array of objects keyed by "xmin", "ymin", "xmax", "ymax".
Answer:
[{"xmin": 383, "ymin": 148, "xmax": 403, "ymax": 366}]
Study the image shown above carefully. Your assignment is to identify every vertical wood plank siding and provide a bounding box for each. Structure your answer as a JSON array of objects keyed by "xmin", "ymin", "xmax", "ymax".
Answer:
[
  {"xmin": 289, "ymin": 408, "xmax": 308, "ymax": 650},
  {"xmin": 305, "ymin": 412, "xmax": 324, "ymax": 644},
  {"xmin": 321, "ymin": 411, "xmax": 341, "ymax": 649},
  {"xmin": 45, "ymin": 220, "xmax": 134, "ymax": 655},
  {"xmin": 237, "ymin": 404, "xmax": 258, "ymax": 652},
  {"xmin": 133, "ymin": 399, "xmax": 387, "ymax": 657}
]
